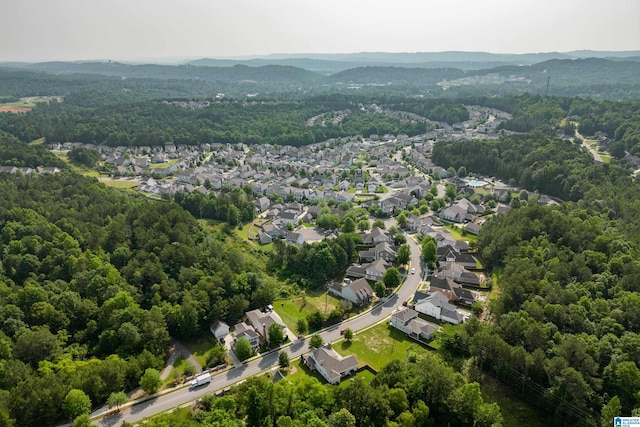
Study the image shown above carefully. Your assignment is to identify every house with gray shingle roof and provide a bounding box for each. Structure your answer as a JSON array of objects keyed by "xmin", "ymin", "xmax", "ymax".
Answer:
[
  {"xmin": 390, "ymin": 307, "xmax": 439, "ymax": 341},
  {"xmin": 303, "ymin": 344, "xmax": 358, "ymax": 385}
]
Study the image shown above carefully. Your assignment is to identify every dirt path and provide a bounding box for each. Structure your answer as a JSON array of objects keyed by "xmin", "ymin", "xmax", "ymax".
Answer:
[{"xmin": 160, "ymin": 339, "xmax": 204, "ymax": 380}]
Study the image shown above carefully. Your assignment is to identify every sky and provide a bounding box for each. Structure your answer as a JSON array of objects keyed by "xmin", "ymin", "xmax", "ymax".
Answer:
[{"xmin": 1, "ymin": 0, "xmax": 638, "ymax": 62}]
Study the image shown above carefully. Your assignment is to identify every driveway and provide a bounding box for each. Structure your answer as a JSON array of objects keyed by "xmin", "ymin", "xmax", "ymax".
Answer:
[{"xmin": 160, "ymin": 339, "xmax": 203, "ymax": 380}]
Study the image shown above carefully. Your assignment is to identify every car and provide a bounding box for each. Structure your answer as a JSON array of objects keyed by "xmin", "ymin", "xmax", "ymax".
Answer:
[{"xmin": 410, "ymin": 268, "xmax": 416, "ymax": 275}]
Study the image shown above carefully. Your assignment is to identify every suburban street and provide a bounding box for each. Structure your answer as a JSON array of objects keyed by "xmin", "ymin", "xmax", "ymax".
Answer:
[{"xmin": 96, "ymin": 230, "xmax": 424, "ymax": 426}]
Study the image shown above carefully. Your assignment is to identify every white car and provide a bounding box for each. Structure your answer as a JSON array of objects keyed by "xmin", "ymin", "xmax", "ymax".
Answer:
[{"xmin": 410, "ymin": 268, "xmax": 416, "ymax": 275}]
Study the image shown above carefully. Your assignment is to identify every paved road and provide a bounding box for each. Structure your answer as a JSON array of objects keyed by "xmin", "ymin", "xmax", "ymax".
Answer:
[{"xmin": 96, "ymin": 231, "xmax": 423, "ymax": 426}]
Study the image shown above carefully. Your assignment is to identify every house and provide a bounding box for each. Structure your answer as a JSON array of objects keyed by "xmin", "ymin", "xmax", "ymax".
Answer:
[
  {"xmin": 364, "ymin": 259, "xmax": 389, "ymax": 282},
  {"xmin": 210, "ymin": 320, "xmax": 230, "ymax": 343},
  {"xmin": 285, "ymin": 232, "xmax": 304, "ymax": 246},
  {"xmin": 440, "ymin": 205, "xmax": 467, "ymax": 223},
  {"xmin": 262, "ymin": 223, "xmax": 285, "ymax": 239},
  {"xmin": 255, "ymin": 196, "xmax": 271, "ymax": 212},
  {"xmin": 434, "ymin": 262, "xmax": 482, "ymax": 287},
  {"xmin": 390, "ymin": 307, "xmax": 439, "ymax": 341},
  {"xmin": 437, "ymin": 245, "xmax": 478, "ymax": 269},
  {"xmin": 375, "ymin": 241, "xmax": 397, "ymax": 262},
  {"xmin": 302, "ymin": 344, "xmax": 358, "ymax": 385},
  {"xmin": 245, "ymin": 308, "xmax": 288, "ymax": 345},
  {"xmin": 233, "ymin": 322, "xmax": 261, "ymax": 352},
  {"xmin": 257, "ymin": 230, "xmax": 273, "ymax": 245},
  {"xmin": 414, "ymin": 291, "xmax": 464, "ymax": 325},
  {"xmin": 328, "ymin": 278, "xmax": 374, "ymax": 306},
  {"xmin": 363, "ymin": 227, "xmax": 392, "ymax": 245},
  {"xmin": 453, "ymin": 287, "xmax": 477, "ymax": 306}
]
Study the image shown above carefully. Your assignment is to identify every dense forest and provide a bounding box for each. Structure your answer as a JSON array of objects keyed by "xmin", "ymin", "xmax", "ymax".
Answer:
[
  {"xmin": 0, "ymin": 137, "xmax": 287, "ymax": 424},
  {"xmin": 432, "ymin": 119, "xmax": 640, "ymax": 424}
]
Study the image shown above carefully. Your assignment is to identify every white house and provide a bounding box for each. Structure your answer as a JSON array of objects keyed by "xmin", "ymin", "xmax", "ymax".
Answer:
[
  {"xmin": 390, "ymin": 307, "xmax": 439, "ymax": 341},
  {"xmin": 210, "ymin": 320, "xmax": 230, "ymax": 343},
  {"xmin": 303, "ymin": 344, "xmax": 358, "ymax": 384},
  {"xmin": 414, "ymin": 291, "xmax": 464, "ymax": 325}
]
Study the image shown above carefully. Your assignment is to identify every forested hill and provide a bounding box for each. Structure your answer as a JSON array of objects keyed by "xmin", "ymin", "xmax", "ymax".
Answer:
[
  {"xmin": 5, "ymin": 62, "xmax": 322, "ymax": 84},
  {"xmin": 0, "ymin": 167, "xmax": 285, "ymax": 425},
  {"xmin": 323, "ymin": 66, "xmax": 466, "ymax": 85}
]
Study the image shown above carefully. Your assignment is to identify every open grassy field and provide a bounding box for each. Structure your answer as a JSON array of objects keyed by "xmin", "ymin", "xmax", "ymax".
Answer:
[
  {"xmin": 98, "ymin": 178, "xmax": 140, "ymax": 189},
  {"xmin": 334, "ymin": 321, "xmax": 431, "ymax": 371},
  {"xmin": 149, "ymin": 158, "xmax": 179, "ymax": 169},
  {"xmin": 273, "ymin": 289, "xmax": 343, "ymax": 332}
]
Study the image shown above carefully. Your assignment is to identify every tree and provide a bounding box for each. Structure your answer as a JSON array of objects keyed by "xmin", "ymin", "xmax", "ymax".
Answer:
[
  {"xmin": 397, "ymin": 212, "xmax": 407, "ymax": 229},
  {"xmin": 309, "ymin": 334, "xmax": 324, "ymax": 349},
  {"xmin": 357, "ymin": 220, "xmax": 370, "ymax": 232},
  {"xmin": 374, "ymin": 281, "xmax": 386, "ymax": 299},
  {"xmin": 183, "ymin": 363, "xmax": 197, "ymax": 377},
  {"xmin": 268, "ymin": 322, "xmax": 285, "ymax": 347},
  {"xmin": 327, "ymin": 408, "xmax": 356, "ymax": 427},
  {"xmin": 73, "ymin": 414, "xmax": 93, "ymax": 427},
  {"xmin": 373, "ymin": 219, "xmax": 386, "ymax": 229},
  {"xmin": 445, "ymin": 183, "xmax": 457, "ymax": 201},
  {"xmin": 422, "ymin": 236, "xmax": 437, "ymax": 266},
  {"xmin": 457, "ymin": 166, "xmax": 467, "ymax": 178},
  {"xmin": 107, "ymin": 391, "xmax": 128, "ymax": 411},
  {"xmin": 383, "ymin": 267, "xmax": 402, "ymax": 289},
  {"xmin": 342, "ymin": 217, "xmax": 356, "ymax": 233},
  {"xmin": 602, "ymin": 396, "xmax": 622, "ymax": 426},
  {"xmin": 278, "ymin": 351, "xmax": 289, "ymax": 369},
  {"xmin": 343, "ymin": 328, "xmax": 353, "ymax": 342},
  {"xmin": 296, "ymin": 318, "xmax": 308, "ymax": 336},
  {"xmin": 396, "ymin": 244, "xmax": 411, "ymax": 265},
  {"xmin": 139, "ymin": 368, "xmax": 162, "ymax": 394},
  {"xmin": 63, "ymin": 389, "xmax": 92, "ymax": 420},
  {"xmin": 235, "ymin": 336, "xmax": 253, "ymax": 361},
  {"xmin": 307, "ymin": 311, "xmax": 324, "ymax": 331}
]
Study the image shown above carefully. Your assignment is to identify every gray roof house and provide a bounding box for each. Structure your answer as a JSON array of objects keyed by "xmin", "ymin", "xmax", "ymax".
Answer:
[
  {"xmin": 390, "ymin": 307, "xmax": 439, "ymax": 341},
  {"xmin": 328, "ymin": 278, "xmax": 374, "ymax": 306},
  {"xmin": 302, "ymin": 344, "xmax": 358, "ymax": 385}
]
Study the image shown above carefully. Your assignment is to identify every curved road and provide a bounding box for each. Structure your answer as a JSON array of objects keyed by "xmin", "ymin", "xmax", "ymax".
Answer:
[{"xmin": 97, "ymin": 232, "xmax": 423, "ymax": 426}]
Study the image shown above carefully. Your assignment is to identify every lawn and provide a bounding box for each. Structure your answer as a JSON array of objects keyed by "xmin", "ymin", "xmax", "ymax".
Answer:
[
  {"xmin": 284, "ymin": 359, "xmax": 376, "ymax": 387},
  {"xmin": 273, "ymin": 290, "xmax": 343, "ymax": 332},
  {"xmin": 149, "ymin": 158, "xmax": 179, "ymax": 169},
  {"xmin": 443, "ymin": 224, "xmax": 477, "ymax": 244},
  {"xmin": 183, "ymin": 334, "xmax": 217, "ymax": 367},
  {"xmin": 334, "ymin": 322, "xmax": 431, "ymax": 371},
  {"xmin": 99, "ymin": 179, "xmax": 140, "ymax": 189}
]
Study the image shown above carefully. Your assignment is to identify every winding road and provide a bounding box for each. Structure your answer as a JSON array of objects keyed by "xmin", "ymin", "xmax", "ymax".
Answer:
[{"xmin": 95, "ymin": 232, "xmax": 424, "ymax": 426}]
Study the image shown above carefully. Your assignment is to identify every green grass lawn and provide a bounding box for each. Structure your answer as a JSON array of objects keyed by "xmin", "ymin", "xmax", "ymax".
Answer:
[
  {"xmin": 149, "ymin": 158, "xmax": 179, "ymax": 169},
  {"xmin": 443, "ymin": 224, "xmax": 477, "ymax": 244},
  {"xmin": 183, "ymin": 334, "xmax": 217, "ymax": 367},
  {"xmin": 99, "ymin": 179, "xmax": 140, "ymax": 189},
  {"xmin": 334, "ymin": 322, "xmax": 431, "ymax": 371},
  {"xmin": 273, "ymin": 290, "xmax": 343, "ymax": 332},
  {"xmin": 284, "ymin": 359, "xmax": 376, "ymax": 387}
]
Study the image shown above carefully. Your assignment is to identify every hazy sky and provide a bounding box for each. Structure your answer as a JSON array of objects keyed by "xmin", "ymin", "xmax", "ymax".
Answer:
[{"xmin": 1, "ymin": 0, "xmax": 638, "ymax": 62}]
